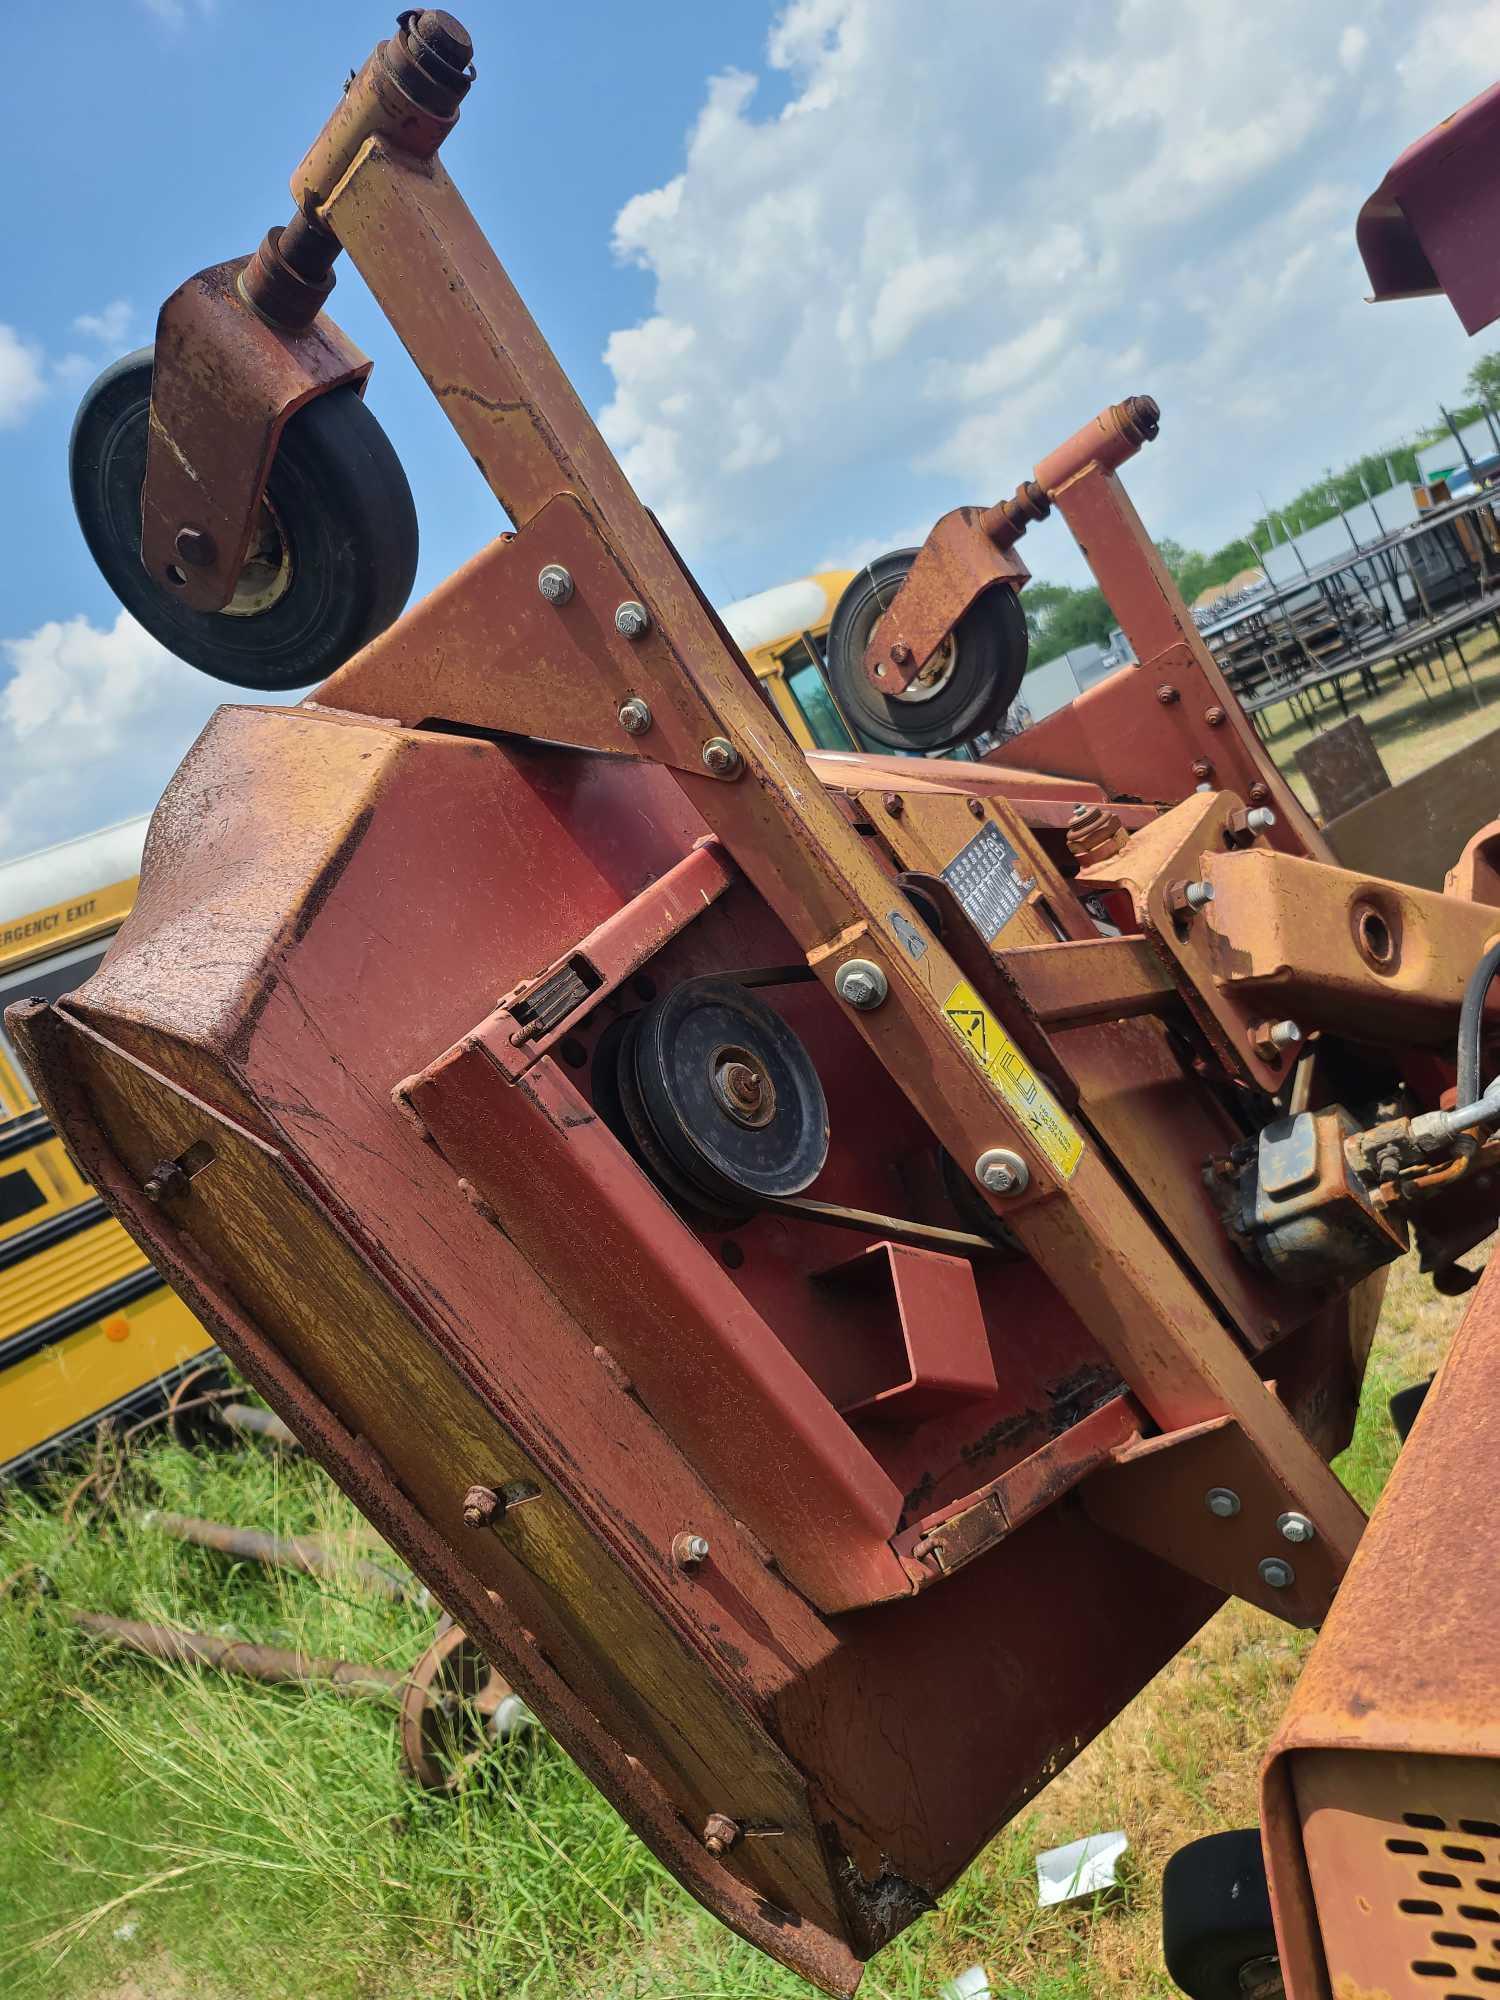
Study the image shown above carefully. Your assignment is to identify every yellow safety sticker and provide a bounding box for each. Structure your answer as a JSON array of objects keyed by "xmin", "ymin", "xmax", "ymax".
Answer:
[{"xmin": 942, "ymin": 978, "xmax": 1084, "ymax": 1181}]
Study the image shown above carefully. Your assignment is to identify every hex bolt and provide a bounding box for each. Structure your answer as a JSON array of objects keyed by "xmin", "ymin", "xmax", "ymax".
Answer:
[
  {"xmin": 537, "ymin": 564, "xmax": 574, "ymax": 606},
  {"xmin": 701, "ymin": 737, "xmax": 743, "ymax": 778},
  {"xmin": 1205, "ymin": 1487, "xmax": 1241, "ymax": 1519},
  {"xmin": 889, "ymin": 641, "xmax": 912, "ymax": 667},
  {"xmin": 1246, "ymin": 807, "xmax": 1277, "ymax": 833},
  {"xmin": 143, "ymin": 1159, "xmax": 188, "ymax": 1204},
  {"xmin": 462, "ymin": 1484, "xmax": 502, "ymax": 1530},
  {"xmin": 1192, "ymin": 758, "xmax": 1214, "ymax": 782},
  {"xmin": 1156, "ymin": 684, "xmax": 1180, "ymax": 706},
  {"xmin": 1247, "ymin": 782, "xmax": 1271, "ymax": 805},
  {"xmin": 834, "ymin": 959, "xmax": 889, "ymax": 1011},
  {"xmin": 673, "ymin": 1532, "xmax": 711, "ymax": 1569},
  {"xmin": 975, "ymin": 1147, "xmax": 1030, "ymax": 1197},
  {"xmin": 1250, "ymin": 1019, "xmax": 1303, "ymax": 1061},
  {"xmin": 618, "ymin": 697, "xmax": 652, "ymax": 736},
  {"xmin": 174, "ymin": 526, "xmax": 217, "ymax": 569},
  {"xmin": 1204, "ymin": 705, "xmax": 1226, "ymax": 728},
  {"xmin": 883, "ymin": 792, "xmax": 904, "ymax": 817},
  {"xmin": 702, "ymin": 1812, "xmax": 741, "ymax": 1856},
  {"xmin": 1185, "ymin": 881, "xmax": 1215, "ymax": 911},
  {"xmin": 1258, "ymin": 1556, "xmax": 1295, "ymax": 1590},
  {"xmin": 614, "ymin": 599, "xmax": 651, "ymax": 640},
  {"xmin": 1277, "ymin": 1511, "xmax": 1316, "ymax": 1545},
  {"xmin": 966, "ymin": 797, "xmax": 985, "ymax": 820}
]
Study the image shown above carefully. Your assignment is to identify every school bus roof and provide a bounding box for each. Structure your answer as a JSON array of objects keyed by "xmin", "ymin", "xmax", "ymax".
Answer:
[
  {"xmin": 719, "ymin": 571, "xmax": 854, "ymax": 666},
  {"xmin": 0, "ymin": 814, "xmax": 149, "ymax": 971}
]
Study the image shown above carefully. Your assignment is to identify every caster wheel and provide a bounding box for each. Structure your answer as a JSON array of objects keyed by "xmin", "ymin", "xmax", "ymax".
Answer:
[
  {"xmin": 1162, "ymin": 1828, "xmax": 1280, "ymax": 2000},
  {"xmin": 69, "ymin": 346, "xmax": 418, "ymax": 692},
  {"xmin": 1389, "ymin": 1377, "xmax": 1432, "ymax": 1442},
  {"xmin": 825, "ymin": 550, "xmax": 1029, "ymax": 753},
  {"xmin": 399, "ymin": 1624, "xmax": 534, "ymax": 1793},
  {"xmin": 165, "ymin": 1360, "xmax": 233, "ymax": 1450}
]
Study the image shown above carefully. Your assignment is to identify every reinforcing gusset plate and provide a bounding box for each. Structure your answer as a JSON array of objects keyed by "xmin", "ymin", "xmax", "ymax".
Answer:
[
  {"xmin": 143, "ymin": 259, "xmax": 371, "ymax": 612},
  {"xmin": 1081, "ymin": 1413, "xmax": 1353, "ymax": 1626}
]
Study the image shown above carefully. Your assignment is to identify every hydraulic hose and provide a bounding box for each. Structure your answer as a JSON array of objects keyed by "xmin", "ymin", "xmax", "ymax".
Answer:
[{"xmin": 1457, "ymin": 937, "xmax": 1500, "ymax": 1107}]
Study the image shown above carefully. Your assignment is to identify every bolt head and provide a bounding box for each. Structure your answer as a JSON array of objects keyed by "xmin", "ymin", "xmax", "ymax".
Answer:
[
  {"xmin": 462, "ymin": 1484, "xmax": 501, "ymax": 1530},
  {"xmin": 618, "ymin": 697, "xmax": 652, "ymax": 736},
  {"xmin": 975, "ymin": 1147, "xmax": 1029, "ymax": 1197},
  {"xmin": 1192, "ymin": 759, "xmax": 1214, "ymax": 781},
  {"xmin": 1156, "ymin": 684, "xmax": 1180, "ymax": 706},
  {"xmin": 1277, "ymin": 1511, "xmax": 1316, "ymax": 1545},
  {"xmin": 143, "ymin": 1159, "xmax": 187, "ymax": 1204},
  {"xmin": 1205, "ymin": 1487, "xmax": 1241, "ymax": 1518},
  {"xmin": 673, "ymin": 1531, "xmax": 711, "ymax": 1569},
  {"xmin": 537, "ymin": 564, "xmax": 574, "ymax": 606},
  {"xmin": 614, "ymin": 599, "xmax": 651, "ymax": 640},
  {"xmin": 1204, "ymin": 705, "xmax": 1226, "ymax": 728},
  {"xmin": 1185, "ymin": 880, "xmax": 1215, "ymax": 910},
  {"xmin": 173, "ymin": 526, "xmax": 217, "ymax": 569},
  {"xmin": 702, "ymin": 1812, "xmax": 740, "ymax": 1855},
  {"xmin": 701, "ymin": 736, "xmax": 742, "ymax": 777},
  {"xmin": 1246, "ymin": 807, "xmax": 1277, "ymax": 833},
  {"xmin": 1258, "ymin": 1556, "xmax": 1295, "ymax": 1590},
  {"xmin": 1248, "ymin": 782, "xmax": 1271, "ymax": 805},
  {"xmin": 834, "ymin": 958, "xmax": 888, "ymax": 1011},
  {"xmin": 1268, "ymin": 1020, "xmax": 1302, "ymax": 1051}
]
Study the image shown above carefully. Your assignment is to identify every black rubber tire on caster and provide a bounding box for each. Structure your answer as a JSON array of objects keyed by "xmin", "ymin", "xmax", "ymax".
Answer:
[
  {"xmin": 824, "ymin": 549, "xmax": 1030, "ymax": 753},
  {"xmin": 69, "ymin": 346, "xmax": 419, "ymax": 692},
  {"xmin": 1389, "ymin": 1376, "xmax": 1433, "ymax": 1442},
  {"xmin": 1162, "ymin": 1828, "xmax": 1278, "ymax": 2000}
]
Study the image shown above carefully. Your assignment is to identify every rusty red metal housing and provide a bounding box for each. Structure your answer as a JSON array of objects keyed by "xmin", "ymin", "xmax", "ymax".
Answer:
[{"xmin": 19, "ymin": 15, "xmax": 1500, "ymax": 1993}]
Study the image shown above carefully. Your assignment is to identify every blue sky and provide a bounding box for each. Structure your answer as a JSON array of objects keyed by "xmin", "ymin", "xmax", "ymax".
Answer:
[{"xmin": 1, "ymin": 0, "xmax": 1495, "ymax": 859}]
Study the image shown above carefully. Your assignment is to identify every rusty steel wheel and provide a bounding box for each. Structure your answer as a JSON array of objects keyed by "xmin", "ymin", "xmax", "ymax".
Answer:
[
  {"xmin": 825, "ymin": 549, "xmax": 1029, "ymax": 752},
  {"xmin": 398, "ymin": 1622, "xmax": 534, "ymax": 1792},
  {"xmin": 165, "ymin": 1360, "xmax": 234, "ymax": 1450},
  {"xmin": 70, "ymin": 346, "xmax": 418, "ymax": 692}
]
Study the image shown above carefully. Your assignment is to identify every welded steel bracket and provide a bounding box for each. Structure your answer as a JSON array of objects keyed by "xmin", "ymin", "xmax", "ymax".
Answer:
[{"xmin": 142, "ymin": 260, "xmax": 370, "ymax": 612}]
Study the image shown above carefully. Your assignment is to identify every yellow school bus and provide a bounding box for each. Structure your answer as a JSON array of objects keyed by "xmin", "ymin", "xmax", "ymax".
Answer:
[
  {"xmin": 0, "ymin": 817, "xmax": 216, "ymax": 1475},
  {"xmin": 721, "ymin": 570, "xmax": 857, "ymax": 750}
]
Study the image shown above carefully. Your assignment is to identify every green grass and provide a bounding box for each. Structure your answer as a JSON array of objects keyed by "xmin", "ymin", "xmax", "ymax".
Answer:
[{"xmin": 0, "ymin": 1251, "xmax": 1469, "ymax": 2000}]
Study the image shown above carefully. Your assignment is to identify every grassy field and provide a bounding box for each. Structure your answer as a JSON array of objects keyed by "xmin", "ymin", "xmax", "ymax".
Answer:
[{"xmin": 0, "ymin": 1251, "xmax": 1471, "ymax": 2000}]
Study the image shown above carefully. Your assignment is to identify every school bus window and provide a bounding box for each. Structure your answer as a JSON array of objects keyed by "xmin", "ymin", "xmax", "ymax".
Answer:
[
  {"xmin": 782, "ymin": 639, "xmax": 855, "ymax": 752},
  {"xmin": 0, "ymin": 1167, "xmax": 45, "ymax": 1226},
  {"xmin": 0, "ymin": 938, "xmax": 110, "ymax": 1103}
]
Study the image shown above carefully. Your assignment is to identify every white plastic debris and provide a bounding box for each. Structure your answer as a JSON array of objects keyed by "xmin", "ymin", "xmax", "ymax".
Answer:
[
  {"xmin": 938, "ymin": 1968, "xmax": 993, "ymax": 2000},
  {"xmin": 1036, "ymin": 1829, "xmax": 1129, "ymax": 1907},
  {"xmin": 113, "ymin": 1918, "xmax": 139, "ymax": 1942}
]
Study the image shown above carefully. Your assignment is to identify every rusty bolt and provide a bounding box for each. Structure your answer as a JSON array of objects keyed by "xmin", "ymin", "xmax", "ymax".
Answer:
[
  {"xmin": 143, "ymin": 1159, "xmax": 187, "ymax": 1204},
  {"xmin": 614, "ymin": 599, "xmax": 651, "ymax": 640},
  {"xmin": 882, "ymin": 792, "xmax": 903, "ymax": 817},
  {"xmin": 1225, "ymin": 805, "xmax": 1277, "ymax": 848},
  {"xmin": 1191, "ymin": 758, "xmax": 1214, "ymax": 782},
  {"xmin": 701, "ymin": 737, "xmax": 742, "ymax": 778},
  {"xmin": 967, "ymin": 796, "xmax": 985, "ymax": 819},
  {"xmin": 1121, "ymin": 393, "xmax": 1161, "ymax": 443},
  {"xmin": 1250, "ymin": 1019, "xmax": 1303, "ymax": 1061},
  {"xmin": 462, "ymin": 1484, "xmax": 502, "ymax": 1530},
  {"xmin": 890, "ymin": 641, "xmax": 912, "ymax": 667},
  {"xmin": 702, "ymin": 1813, "xmax": 741, "ymax": 1856},
  {"xmin": 173, "ymin": 527, "xmax": 217, "ymax": 569},
  {"xmin": 537, "ymin": 564, "xmax": 573, "ymax": 606},
  {"xmin": 1156, "ymin": 684, "xmax": 1179, "ymax": 706},
  {"xmin": 1247, "ymin": 782, "xmax": 1271, "ymax": 805},
  {"xmin": 411, "ymin": 10, "xmax": 473, "ymax": 71},
  {"xmin": 1203, "ymin": 705, "xmax": 1226, "ymax": 728},
  {"xmin": 1246, "ymin": 807, "xmax": 1276, "ymax": 834},
  {"xmin": 673, "ymin": 1532, "xmax": 711, "ymax": 1569},
  {"xmin": 618, "ymin": 697, "xmax": 652, "ymax": 736},
  {"xmin": 1066, "ymin": 803, "xmax": 1127, "ymax": 862},
  {"xmin": 1165, "ymin": 878, "xmax": 1213, "ymax": 921}
]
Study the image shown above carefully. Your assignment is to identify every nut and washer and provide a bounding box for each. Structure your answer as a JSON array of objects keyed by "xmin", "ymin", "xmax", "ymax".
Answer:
[
  {"xmin": 702, "ymin": 1812, "xmax": 741, "ymax": 1856},
  {"xmin": 1185, "ymin": 880, "xmax": 1215, "ymax": 911},
  {"xmin": 701, "ymin": 737, "xmax": 742, "ymax": 778},
  {"xmin": 672, "ymin": 1532, "xmax": 711, "ymax": 1569},
  {"xmin": 1246, "ymin": 807, "xmax": 1277, "ymax": 834},
  {"xmin": 143, "ymin": 1159, "xmax": 188, "ymax": 1204},
  {"xmin": 1250, "ymin": 1018, "xmax": 1303, "ymax": 1060},
  {"xmin": 1205, "ymin": 1487, "xmax": 1241, "ymax": 1519},
  {"xmin": 1277, "ymin": 1511, "xmax": 1316, "ymax": 1545},
  {"xmin": 537, "ymin": 564, "xmax": 574, "ymax": 606},
  {"xmin": 618, "ymin": 697, "xmax": 652, "ymax": 736},
  {"xmin": 462, "ymin": 1484, "xmax": 502, "ymax": 1530},
  {"xmin": 1258, "ymin": 1556, "xmax": 1295, "ymax": 1590},
  {"xmin": 614, "ymin": 599, "xmax": 651, "ymax": 640},
  {"xmin": 975, "ymin": 1147, "xmax": 1030, "ymax": 1196},
  {"xmin": 834, "ymin": 959, "xmax": 888, "ymax": 1011}
]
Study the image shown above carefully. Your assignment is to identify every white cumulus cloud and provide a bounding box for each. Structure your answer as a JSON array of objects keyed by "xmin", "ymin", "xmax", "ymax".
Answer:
[
  {"xmin": 0, "ymin": 613, "xmax": 237, "ymax": 860},
  {"xmin": 599, "ymin": 0, "xmax": 1488, "ymax": 591},
  {"xmin": 0, "ymin": 327, "xmax": 46, "ymax": 431}
]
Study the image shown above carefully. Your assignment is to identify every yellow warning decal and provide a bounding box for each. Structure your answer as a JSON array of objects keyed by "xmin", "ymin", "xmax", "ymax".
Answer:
[{"xmin": 942, "ymin": 979, "xmax": 1084, "ymax": 1181}]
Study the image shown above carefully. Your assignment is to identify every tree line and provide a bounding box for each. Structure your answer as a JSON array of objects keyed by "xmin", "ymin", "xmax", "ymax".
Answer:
[{"xmin": 1025, "ymin": 351, "xmax": 1500, "ymax": 669}]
